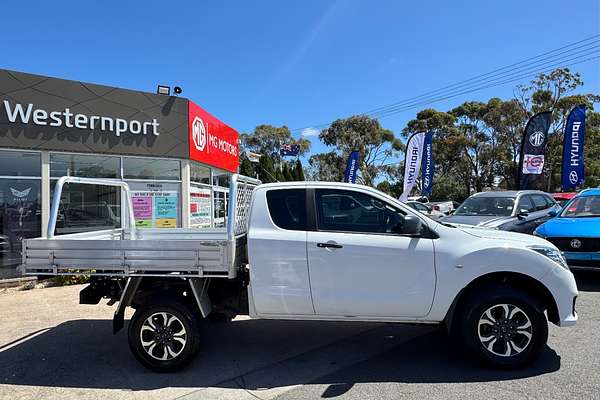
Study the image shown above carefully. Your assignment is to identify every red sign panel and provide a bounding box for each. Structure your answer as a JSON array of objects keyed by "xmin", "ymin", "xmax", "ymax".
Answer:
[{"xmin": 188, "ymin": 100, "xmax": 239, "ymax": 173}]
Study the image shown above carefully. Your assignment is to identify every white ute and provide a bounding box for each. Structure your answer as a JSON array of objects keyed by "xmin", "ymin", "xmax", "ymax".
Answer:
[{"xmin": 21, "ymin": 176, "xmax": 578, "ymax": 371}]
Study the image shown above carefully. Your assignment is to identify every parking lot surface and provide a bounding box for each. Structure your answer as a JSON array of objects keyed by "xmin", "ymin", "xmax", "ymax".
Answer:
[{"xmin": 1, "ymin": 272, "xmax": 599, "ymax": 400}]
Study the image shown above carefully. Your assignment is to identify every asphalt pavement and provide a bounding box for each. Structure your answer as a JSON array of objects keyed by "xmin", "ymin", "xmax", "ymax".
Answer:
[{"xmin": 0, "ymin": 271, "xmax": 598, "ymax": 400}]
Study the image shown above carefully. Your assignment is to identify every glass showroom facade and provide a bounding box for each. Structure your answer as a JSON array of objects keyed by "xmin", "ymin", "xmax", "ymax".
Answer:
[
  {"xmin": 0, "ymin": 68, "xmax": 240, "ymax": 279},
  {"xmin": 0, "ymin": 149, "xmax": 233, "ymax": 278}
]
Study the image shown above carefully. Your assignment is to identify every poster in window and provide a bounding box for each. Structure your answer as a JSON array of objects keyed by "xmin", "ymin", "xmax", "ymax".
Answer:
[
  {"xmin": 155, "ymin": 196, "xmax": 177, "ymax": 227},
  {"xmin": 190, "ymin": 186, "xmax": 211, "ymax": 228},
  {"xmin": 130, "ymin": 182, "xmax": 179, "ymax": 228},
  {"xmin": 132, "ymin": 196, "xmax": 152, "ymax": 228}
]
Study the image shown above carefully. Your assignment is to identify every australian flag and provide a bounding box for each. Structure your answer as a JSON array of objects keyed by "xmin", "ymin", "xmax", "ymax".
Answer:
[{"xmin": 280, "ymin": 144, "xmax": 300, "ymax": 156}]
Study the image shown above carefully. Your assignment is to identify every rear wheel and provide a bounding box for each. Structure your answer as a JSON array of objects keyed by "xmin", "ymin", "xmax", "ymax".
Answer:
[
  {"xmin": 457, "ymin": 286, "xmax": 548, "ymax": 368},
  {"xmin": 128, "ymin": 300, "xmax": 201, "ymax": 372}
]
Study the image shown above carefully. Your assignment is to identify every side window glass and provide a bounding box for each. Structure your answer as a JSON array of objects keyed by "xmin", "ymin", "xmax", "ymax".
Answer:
[
  {"xmin": 266, "ymin": 189, "xmax": 307, "ymax": 231},
  {"xmin": 545, "ymin": 195, "xmax": 557, "ymax": 208},
  {"xmin": 517, "ymin": 196, "xmax": 535, "ymax": 213},
  {"xmin": 315, "ymin": 189, "xmax": 408, "ymax": 234},
  {"xmin": 531, "ymin": 195, "xmax": 547, "ymax": 211},
  {"xmin": 415, "ymin": 203, "xmax": 428, "ymax": 212}
]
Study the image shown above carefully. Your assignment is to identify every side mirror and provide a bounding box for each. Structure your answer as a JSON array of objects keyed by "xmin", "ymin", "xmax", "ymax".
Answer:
[
  {"xmin": 517, "ymin": 210, "xmax": 529, "ymax": 220},
  {"xmin": 548, "ymin": 209, "xmax": 558, "ymax": 217},
  {"xmin": 402, "ymin": 215, "xmax": 422, "ymax": 235}
]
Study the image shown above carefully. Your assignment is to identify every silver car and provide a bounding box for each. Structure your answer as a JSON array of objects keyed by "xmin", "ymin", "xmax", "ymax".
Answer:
[{"xmin": 442, "ymin": 190, "xmax": 561, "ymax": 234}]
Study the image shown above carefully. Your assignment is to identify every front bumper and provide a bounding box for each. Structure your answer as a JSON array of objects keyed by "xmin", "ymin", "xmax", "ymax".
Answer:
[{"xmin": 540, "ymin": 265, "xmax": 579, "ymax": 327}]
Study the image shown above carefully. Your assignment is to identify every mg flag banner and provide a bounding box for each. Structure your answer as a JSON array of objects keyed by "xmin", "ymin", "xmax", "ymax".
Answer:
[
  {"xmin": 343, "ymin": 151, "xmax": 360, "ymax": 183},
  {"xmin": 518, "ymin": 111, "xmax": 552, "ymax": 190},
  {"xmin": 280, "ymin": 144, "xmax": 300, "ymax": 156},
  {"xmin": 561, "ymin": 105, "xmax": 586, "ymax": 190},
  {"xmin": 421, "ymin": 131, "xmax": 435, "ymax": 196},
  {"xmin": 399, "ymin": 132, "xmax": 425, "ymax": 202}
]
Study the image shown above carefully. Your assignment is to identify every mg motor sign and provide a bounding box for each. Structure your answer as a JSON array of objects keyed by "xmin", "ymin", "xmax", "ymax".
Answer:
[{"xmin": 188, "ymin": 100, "xmax": 239, "ymax": 173}]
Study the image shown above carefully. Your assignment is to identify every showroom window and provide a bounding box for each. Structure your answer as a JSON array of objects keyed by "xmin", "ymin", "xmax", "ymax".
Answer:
[
  {"xmin": 50, "ymin": 181, "xmax": 121, "ymax": 235},
  {"xmin": 50, "ymin": 153, "xmax": 120, "ymax": 179},
  {"xmin": 0, "ymin": 150, "xmax": 41, "ymax": 279},
  {"xmin": 212, "ymin": 171, "xmax": 230, "ymax": 187},
  {"xmin": 0, "ymin": 150, "xmax": 41, "ymax": 177},
  {"xmin": 124, "ymin": 157, "xmax": 182, "ymax": 229},
  {"xmin": 191, "ymin": 162, "xmax": 211, "ymax": 185},
  {"xmin": 123, "ymin": 157, "xmax": 181, "ymax": 180},
  {"xmin": 50, "ymin": 154, "xmax": 122, "ymax": 235}
]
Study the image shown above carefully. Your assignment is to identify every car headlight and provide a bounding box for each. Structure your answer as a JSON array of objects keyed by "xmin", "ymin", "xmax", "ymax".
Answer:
[{"xmin": 528, "ymin": 246, "xmax": 569, "ymax": 270}]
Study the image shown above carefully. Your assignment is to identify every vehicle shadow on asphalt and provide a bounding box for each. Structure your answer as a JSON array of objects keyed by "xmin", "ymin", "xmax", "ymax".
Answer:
[
  {"xmin": 574, "ymin": 271, "xmax": 600, "ymax": 292},
  {"xmin": 0, "ymin": 319, "xmax": 560, "ymax": 392},
  {"xmin": 310, "ymin": 329, "xmax": 560, "ymax": 398}
]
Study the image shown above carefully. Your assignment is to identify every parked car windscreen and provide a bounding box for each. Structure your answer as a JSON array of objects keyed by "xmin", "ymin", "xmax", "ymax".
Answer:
[
  {"xmin": 560, "ymin": 195, "xmax": 600, "ymax": 218},
  {"xmin": 454, "ymin": 196, "xmax": 515, "ymax": 217}
]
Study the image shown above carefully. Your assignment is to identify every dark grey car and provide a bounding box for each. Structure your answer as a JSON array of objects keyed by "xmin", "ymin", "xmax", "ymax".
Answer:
[{"xmin": 442, "ymin": 190, "xmax": 561, "ymax": 234}]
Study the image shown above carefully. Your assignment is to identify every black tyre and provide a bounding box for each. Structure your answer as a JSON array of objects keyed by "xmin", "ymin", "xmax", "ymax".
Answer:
[
  {"xmin": 128, "ymin": 300, "xmax": 201, "ymax": 372},
  {"xmin": 456, "ymin": 285, "xmax": 548, "ymax": 368}
]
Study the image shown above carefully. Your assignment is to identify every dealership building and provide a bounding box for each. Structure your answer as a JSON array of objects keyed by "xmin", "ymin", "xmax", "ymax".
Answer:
[{"xmin": 0, "ymin": 69, "xmax": 240, "ymax": 278}]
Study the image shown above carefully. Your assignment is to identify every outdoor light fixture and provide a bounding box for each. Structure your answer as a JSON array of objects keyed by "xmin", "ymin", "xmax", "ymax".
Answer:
[
  {"xmin": 156, "ymin": 85, "xmax": 171, "ymax": 95},
  {"xmin": 173, "ymin": 86, "xmax": 183, "ymax": 95}
]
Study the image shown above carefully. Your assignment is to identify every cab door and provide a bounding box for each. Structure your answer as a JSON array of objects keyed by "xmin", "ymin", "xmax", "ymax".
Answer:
[
  {"xmin": 247, "ymin": 187, "xmax": 314, "ymax": 315},
  {"xmin": 306, "ymin": 188, "xmax": 436, "ymax": 318}
]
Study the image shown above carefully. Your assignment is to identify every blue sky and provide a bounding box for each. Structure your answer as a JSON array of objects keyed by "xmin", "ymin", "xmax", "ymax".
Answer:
[{"xmin": 1, "ymin": 0, "xmax": 599, "ymax": 160}]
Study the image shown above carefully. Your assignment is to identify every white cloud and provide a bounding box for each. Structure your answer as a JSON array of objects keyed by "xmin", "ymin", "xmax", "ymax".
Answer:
[{"xmin": 301, "ymin": 127, "xmax": 320, "ymax": 137}]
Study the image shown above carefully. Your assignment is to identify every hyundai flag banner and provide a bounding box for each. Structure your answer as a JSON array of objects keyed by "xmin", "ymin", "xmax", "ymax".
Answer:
[
  {"xmin": 399, "ymin": 132, "xmax": 425, "ymax": 202},
  {"xmin": 519, "ymin": 111, "xmax": 552, "ymax": 190},
  {"xmin": 343, "ymin": 151, "xmax": 360, "ymax": 183},
  {"xmin": 421, "ymin": 131, "xmax": 434, "ymax": 196},
  {"xmin": 280, "ymin": 144, "xmax": 300, "ymax": 156},
  {"xmin": 561, "ymin": 105, "xmax": 586, "ymax": 190}
]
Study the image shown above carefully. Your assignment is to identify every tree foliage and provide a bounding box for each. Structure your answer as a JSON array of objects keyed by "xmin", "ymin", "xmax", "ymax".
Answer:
[
  {"xmin": 316, "ymin": 115, "xmax": 402, "ymax": 186},
  {"xmin": 293, "ymin": 159, "xmax": 305, "ymax": 181},
  {"xmin": 241, "ymin": 68, "xmax": 598, "ymax": 200},
  {"xmin": 240, "ymin": 124, "xmax": 310, "ymax": 158},
  {"xmin": 398, "ymin": 68, "xmax": 599, "ymax": 201}
]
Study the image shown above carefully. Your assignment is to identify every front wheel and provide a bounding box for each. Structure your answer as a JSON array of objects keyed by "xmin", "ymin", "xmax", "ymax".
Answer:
[
  {"xmin": 128, "ymin": 300, "xmax": 201, "ymax": 372},
  {"xmin": 457, "ymin": 286, "xmax": 548, "ymax": 368}
]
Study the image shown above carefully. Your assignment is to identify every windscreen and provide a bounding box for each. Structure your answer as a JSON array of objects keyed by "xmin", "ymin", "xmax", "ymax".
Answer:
[
  {"xmin": 454, "ymin": 196, "xmax": 515, "ymax": 217},
  {"xmin": 561, "ymin": 195, "xmax": 600, "ymax": 218}
]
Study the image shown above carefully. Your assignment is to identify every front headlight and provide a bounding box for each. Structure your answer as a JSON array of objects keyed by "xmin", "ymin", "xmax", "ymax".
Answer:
[{"xmin": 528, "ymin": 246, "xmax": 569, "ymax": 270}]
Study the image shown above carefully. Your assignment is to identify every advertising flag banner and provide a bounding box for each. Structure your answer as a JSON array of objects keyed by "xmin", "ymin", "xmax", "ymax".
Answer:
[
  {"xmin": 421, "ymin": 131, "xmax": 435, "ymax": 196},
  {"xmin": 518, "ymin": 111, "xmax": 552, "ymax": 190},
  {"xmin": 280, "ymin": 144, "xmax": 300, "ymax": 156},
  {"xmin": 561, "ymin": 105, "xmax": 586, "ymax": 190},
  {"xmin": 343, "ymin": 151, "xmax": 360, "ymax": 183},
  {"xmin": 399, "ymin": 132, "xmax": 425, "ymax": 202}
]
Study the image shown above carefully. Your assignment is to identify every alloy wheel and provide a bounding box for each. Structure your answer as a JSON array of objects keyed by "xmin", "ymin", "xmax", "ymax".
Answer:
[
  {"xmin": 140, "ymin": 312, "xmax": 188, "ymax": 361},
  {"xmin": 477, "ymin": 303, "xmax": 533, "ymax": 357}
]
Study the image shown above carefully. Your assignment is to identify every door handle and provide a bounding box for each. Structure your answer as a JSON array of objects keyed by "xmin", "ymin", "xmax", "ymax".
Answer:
[{"xmin": 317, "ymin": 242, "xmax": 343, "ymax": 249}]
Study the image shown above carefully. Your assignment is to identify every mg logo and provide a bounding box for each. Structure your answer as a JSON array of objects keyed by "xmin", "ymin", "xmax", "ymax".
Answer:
[
  {"xmin": 569, "ymin": 170, "xmax": 579, "ymax": 185},
  {"xmin": 10, "ymin": 187, "xmax": 31, "ymax": 198},
  {"xmin": 529, "ymin": 130, "xmax": 545, "ymax": 147},
  {"xmin": 192, "ymin": 117, "xmax": 206, "ymax": 152}
]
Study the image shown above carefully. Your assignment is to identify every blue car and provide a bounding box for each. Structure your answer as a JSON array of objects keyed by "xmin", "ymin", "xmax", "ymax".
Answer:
[{"xmin": 534, "ymin": 188, "xmax": 600, "ymax": 270}]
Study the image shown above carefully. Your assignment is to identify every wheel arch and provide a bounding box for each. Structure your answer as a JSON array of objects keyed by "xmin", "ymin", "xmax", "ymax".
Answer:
[{"xmin": 444, "ymin": 271, "xmax": 560, "ymax": 334}]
